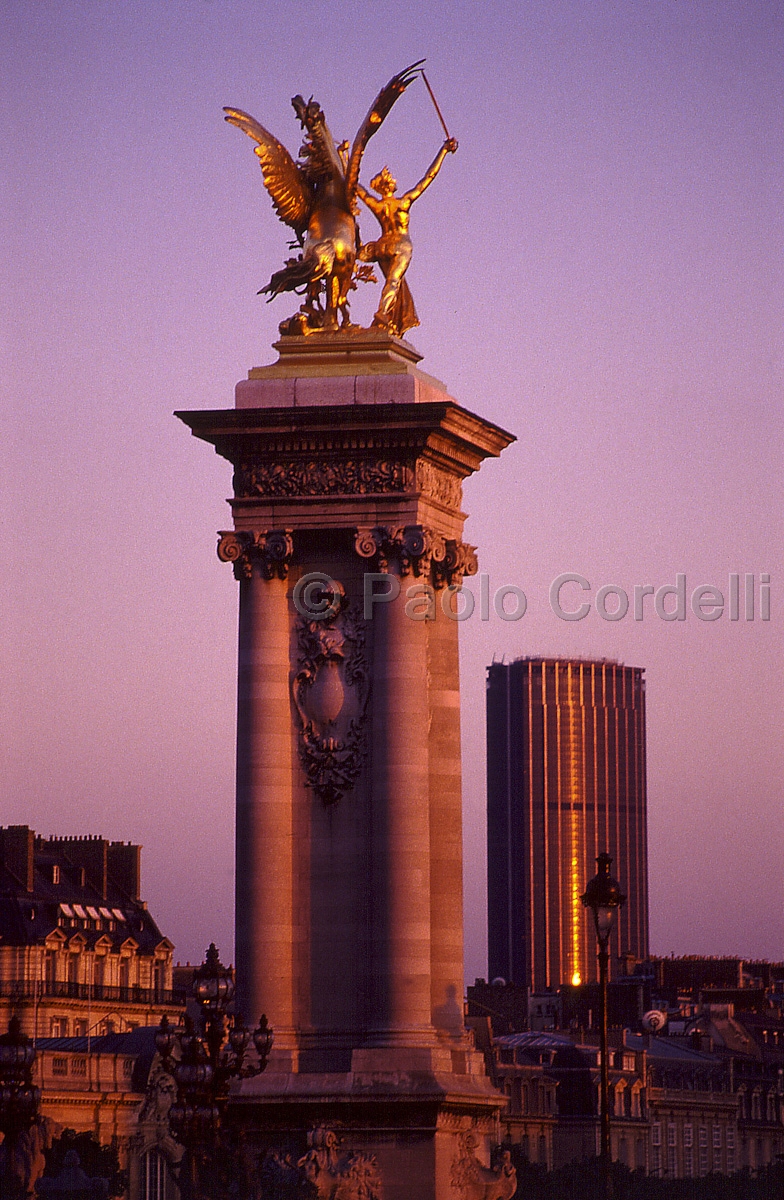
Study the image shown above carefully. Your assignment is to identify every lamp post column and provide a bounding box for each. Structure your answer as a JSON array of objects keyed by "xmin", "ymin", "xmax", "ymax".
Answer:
[
  {"xmin": 581, "ymin": 852, "xmax": 626, "ymax": 1200},
  {"xmin": 598, "ymin": 935, "xmax": 611, "ymax": 1179}
]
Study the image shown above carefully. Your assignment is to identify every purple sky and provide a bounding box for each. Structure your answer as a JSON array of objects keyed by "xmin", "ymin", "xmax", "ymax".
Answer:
[{"xmin": 2, "ymin": 1, "xmax": 782, "ymax": 979}]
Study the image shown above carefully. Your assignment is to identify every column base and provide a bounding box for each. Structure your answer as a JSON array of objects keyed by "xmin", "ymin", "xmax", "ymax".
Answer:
[{"xmin": 230, "ymin": 1055, "xmax": 506, "ymax": 1200}]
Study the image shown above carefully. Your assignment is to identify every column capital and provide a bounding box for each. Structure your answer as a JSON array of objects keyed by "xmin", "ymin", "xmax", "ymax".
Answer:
[
  {"xmin": 354, "ymin": 526, "xmax": 477, "ymax": 587},
  {"xmin": 217, "ymin": 529, "xmax": 294, "ymax": 580}
]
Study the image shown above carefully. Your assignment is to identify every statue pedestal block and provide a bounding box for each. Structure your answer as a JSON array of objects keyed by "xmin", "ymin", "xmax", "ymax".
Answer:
[{"xmin": 177, "ymin": 333, "xmax": 515, "ymax": 1198}]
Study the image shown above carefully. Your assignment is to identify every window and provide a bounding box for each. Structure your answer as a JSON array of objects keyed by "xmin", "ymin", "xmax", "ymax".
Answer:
[
  {"xmin": 71, "ymin": 1057, "xmax": 87, "ymax": 1077},
  {"xmin": 698, "ymin": 1128, "xmax": 708, "ymax": 1175},
  {"xmin": 651, "ymin": 1147, "xmax": 661, "ymax": 1176},
  {"xmin": 668, "ymin": 1125, "xmax": 677, "ymax": 1147},
  {"xmin": 667, "ymin": 1145, "xmax": 677, "ymax": 1176},
  {"xmin": 651, "ymin": 1123, "xmax": 661, "ymax": 1147},
  {"xmin": 767, "ymin": 1093, "xmax": 776, "ymax": 1123},
  {"xmin": 52, "ymin": 1056, "xmax": 67, "ymax": 1076},
  {"xmin": 142, "ymin": 1149, "xmax": 169, "ymax": 1200},
  {"xmin": 49, "ymin": 1017, "xmax": 68, "ymax": 1037},
  {"xmin": 51, "ymin": 865, "xmax": 60, "ymax": 885},
  {"xmin": 712, "ymin": 1126, "xmax": 721, "ymax": 1148},
  {"xmin": 122, "ymin": 1057, "xmax": 134, "ymax": 1079},
  {"xmin": 684, "ymin": 1147, "xmax": 694, "ymax": 1177},
  {"xmin": 73, "ymin": 1019, "xmax": 88, "ymax": 1037},
  {"xmin": 752, "ymin": 1090, "xmax": 762, "ymax": 1120},
  {"xmin": 684, "ymin": 1124, "xmax": 693, "ymax": 1148}
]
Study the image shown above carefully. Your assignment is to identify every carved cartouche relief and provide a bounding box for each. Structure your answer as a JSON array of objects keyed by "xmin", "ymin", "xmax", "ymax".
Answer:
[{"xmin": 292, "ymin": 594, "xmax": 370, "ymax": 806}]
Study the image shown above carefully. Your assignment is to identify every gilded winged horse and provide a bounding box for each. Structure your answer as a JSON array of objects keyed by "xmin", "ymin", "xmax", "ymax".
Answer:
[{"xmin": 224, "ymin": 62, "xmax": 423, "ymax": 334}]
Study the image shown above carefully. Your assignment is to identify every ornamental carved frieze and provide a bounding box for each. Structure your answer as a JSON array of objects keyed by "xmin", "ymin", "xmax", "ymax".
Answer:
[
  {"xmin": 355, "ymin": 525, "xmax": 478, "ymax": 586},
  {"xmin": 416, "ymin": 458, "xmax": 464, "ymax": 511},
  {"xmin": 216, "ymin": 529, "xmax": 294, "ymax": 580},
  {"xmin": 292, "ymin": 596, "xmax": 370, "ymax": 807},
  {"xmin": 233, "ymin": 458, "xmax": 413, "ymax": 498}
]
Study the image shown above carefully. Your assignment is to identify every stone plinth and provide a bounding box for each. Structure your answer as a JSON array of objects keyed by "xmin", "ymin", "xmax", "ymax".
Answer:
[{"xmin": 177, "ymin": 332, "xmax": 515, "ymax": 1200}]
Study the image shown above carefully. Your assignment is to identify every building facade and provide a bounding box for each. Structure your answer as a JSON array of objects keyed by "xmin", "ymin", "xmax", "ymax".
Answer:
[
  {"xmin": 0, "ymin": 826, "xmax": 184, "ymax": 1039},
  {"xmin": 487, "ymin": 658, "xmax": 649, "ymax": 991}
]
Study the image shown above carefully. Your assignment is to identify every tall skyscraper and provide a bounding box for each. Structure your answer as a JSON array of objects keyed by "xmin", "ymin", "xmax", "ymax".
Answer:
[{"xmin": 487, "ymin": 658, "xmax": 649, "ymax": 991}]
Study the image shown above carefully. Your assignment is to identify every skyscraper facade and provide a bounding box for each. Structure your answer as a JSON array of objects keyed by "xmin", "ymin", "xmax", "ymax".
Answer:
[{"xmin": 487, "ymin": 658, "xmax": 649, "ymax": 991}]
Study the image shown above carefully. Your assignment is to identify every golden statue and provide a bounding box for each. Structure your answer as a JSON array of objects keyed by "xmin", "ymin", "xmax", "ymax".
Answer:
[
  {"xmin": 356, "ymin": 137, "xmax": 457, "ymax": 336},
  {"xmin": 224, "ymin": 64, "xmax": 456, "ymax": 337}
]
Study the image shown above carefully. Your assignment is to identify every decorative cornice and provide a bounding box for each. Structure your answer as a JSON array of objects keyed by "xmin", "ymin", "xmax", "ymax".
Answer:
[
  {"xmin": 177, "ymin": 403, "xmax": 516, "ymax": 489},
  {"xmin": 217, "ymin": 530, "xmax": 294, "ymax": 580}
]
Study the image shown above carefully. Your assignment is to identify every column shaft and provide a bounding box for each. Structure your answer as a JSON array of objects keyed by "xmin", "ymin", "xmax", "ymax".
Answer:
[
  {"xmin": 235, "ymin": 571, "xmax": 296, "ymax": 1044},
  {"xmin": 369, "ymin": 576, "xmax": 434, "ymax": 1044},
  {"xmin": 428, "ymin": 609, "xmax": 465, "ymax": 1036}
]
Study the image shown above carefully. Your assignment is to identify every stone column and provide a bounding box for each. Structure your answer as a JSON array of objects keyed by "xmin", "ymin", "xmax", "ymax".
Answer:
[
  {"xmin": 363, "ymin": 528, "xmax": 435, "ymax": 1046},
  {"xmin": 428, "ymin": 567, "xmax": 469, "ymax": 1039},
  {"xmin": 219, "ymin": 531, "xmax": 297, "ymax": 1050}
]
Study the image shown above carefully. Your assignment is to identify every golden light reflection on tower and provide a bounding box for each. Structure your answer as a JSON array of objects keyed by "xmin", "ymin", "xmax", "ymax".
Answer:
[
  {"xmin": 565, "ymin": 664, "xmax": 584, "ymax": 988},
  {"xmin": 487, "ymin": 658, "xmax": 649, "ymax": 992}
]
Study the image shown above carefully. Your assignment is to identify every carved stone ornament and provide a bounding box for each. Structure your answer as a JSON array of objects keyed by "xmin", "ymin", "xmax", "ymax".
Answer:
[
  {"xmin": 416, "ymin": 459, "xmax": 464, "ymax": 511},
  {"xmin": 217, "ymin": 529, "xmax": 294, "ymax": 580},
  {"xmin": 233, "ymin": 458, "xmax": 413, "ymax": 498},
  {"xmin": 260, "ymin": 1125, "xmax": 383, "ymax": 1200},
  {"xmin": 292, "ymin": 597, "xmax": 370, "ymax": 806},
  {"xmin": 354, "ymin": 525, "xmax": 477, "ymax": 586},
  {"xmin": 450, "ymin": 1132, "xmax": 517, "ymax": 1200}
]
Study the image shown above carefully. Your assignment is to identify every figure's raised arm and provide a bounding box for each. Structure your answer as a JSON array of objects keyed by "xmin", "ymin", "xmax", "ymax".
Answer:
[
  {"xmin": 355, "ymin": 181, "xmax": 375, "ymax": 209},
  {"xmin": 403, "ymin": 138, "xmax": 458, "ymax": 204}
]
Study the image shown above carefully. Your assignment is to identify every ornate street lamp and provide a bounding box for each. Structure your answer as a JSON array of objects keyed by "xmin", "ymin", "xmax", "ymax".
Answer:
[
  {"xmin": 581, "ymin": 854, "xmax": 625, "ymax": 1197},
  {"xmin": 0, "ymin": 1014, "xmax": 42, "ymax": 1199},
  {"xmin": 155, "ymin": 945, "xmax": 272, "ymax": 1200}
]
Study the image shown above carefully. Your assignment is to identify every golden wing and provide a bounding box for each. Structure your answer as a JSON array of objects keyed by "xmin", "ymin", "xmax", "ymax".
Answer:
[
  {"xmin": 344, "ymin": 61, "xmax": 425, "ymax": 204},
  {"xmin": 223, "ymin": 107, "xmax": 311, "ymax": 236}
]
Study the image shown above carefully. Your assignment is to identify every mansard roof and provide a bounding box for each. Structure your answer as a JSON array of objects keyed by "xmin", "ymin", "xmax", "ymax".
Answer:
[{"xmin": 0, "ymin": 828, "xmax": 168, "ymax": 954}]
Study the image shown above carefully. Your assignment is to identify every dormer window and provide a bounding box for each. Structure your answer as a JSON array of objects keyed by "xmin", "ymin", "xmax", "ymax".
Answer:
[{"xmin": 51, "ymin": 865, "xmax": 60, "ymax": 885}]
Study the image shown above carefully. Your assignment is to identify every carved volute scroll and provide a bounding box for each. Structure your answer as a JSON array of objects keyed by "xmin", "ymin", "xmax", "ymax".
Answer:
[
  {"xmin": 354, "ymin": 524, "xmax": 477, "ymax": 587},
  {"xmin": 217, "ymin": 529, "xmax": 294, "ymax": 580}
]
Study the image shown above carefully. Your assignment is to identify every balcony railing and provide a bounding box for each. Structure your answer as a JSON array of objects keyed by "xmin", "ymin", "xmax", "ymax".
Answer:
[{"xmin": 0, "ymin": 980, "xmax": 186, "ymax": 1006}]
